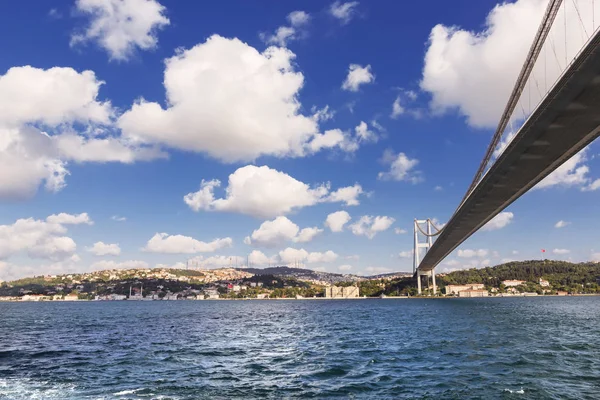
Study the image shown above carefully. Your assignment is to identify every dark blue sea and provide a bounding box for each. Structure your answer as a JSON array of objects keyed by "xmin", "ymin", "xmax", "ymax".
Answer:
[{"xmin": 0, "ymin": 297, "xmax": 599, "ymax": 399}]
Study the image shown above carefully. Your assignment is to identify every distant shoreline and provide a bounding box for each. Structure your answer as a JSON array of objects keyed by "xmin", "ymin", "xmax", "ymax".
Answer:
[{"xmin": 2, "ymin": 294, "xmax": 599, "ymax": 302}]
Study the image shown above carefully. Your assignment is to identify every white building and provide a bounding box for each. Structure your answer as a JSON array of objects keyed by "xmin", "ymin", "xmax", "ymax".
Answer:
[
  {"xmin": 539, "ymin": 278, "xmax": 550, "ymax": 287},
  {"xmin": 445, "ymin": 284, "xmax": 485, "ymax": 295},
  {"xmin": 502, "ymin": 280, "xmax": 526, "ymax": 287},
  {"xmin": 458, "ymin": 289, "xmax": 489, "ymax": 297},
  {"xmin": 324, "ymin": 286, "xmax": 359, "ymax": 298}
]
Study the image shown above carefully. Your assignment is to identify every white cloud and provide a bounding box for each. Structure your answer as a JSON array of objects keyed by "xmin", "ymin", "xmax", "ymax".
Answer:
[
  {"xmin": 341, "ymin": 64, "xmax": 374, "ymax": 92},
  {"xmin": 378, "ymin": 150, "xmax": 422, "ymax": 183},
  {"xmin": 364, "ymin": 266, "xmax": 392, "ymax": 274},
  {"xmin": 354, "ymin": 121, "xmax": 377, "ymax": 143},
  {"xmin": 294, "ymin": 227, "xmax": 323, "ymax": 243},
  {"xmin": 420, "ymin": 0, "xmax": 598, "ymax": 128},
  {"xmin": 536, "ymin": 151, "xmax": 590, "ymax": 190},
  {"xmin": 71, "ymin": 0, "xmax": 170, "ymax": 61},
  {"xmin": 87, "ymin": 241, "xmax": 121, "ymax": 256},
  {"xmin": 434, "ymin": 185, "xmax": 443, "ymax": 191},
  {"xmin": 482, "ymin": 211, "xmax": 513, "ymax": 231},
  {"xmin": 325, "ymin": 210, "xmax": 351, "ymax": 232},
  {"xmin": 143, "ymin": 233, "xmax": 232, "ymax": 254},
  {"xmin": 0, "ymin": 256, "xmax": 85, "ymax": 281},
  {"xmin": 329, "ymin": 1, "xmax": 359, "ymax": 24},
  {"xmin": 555, "ymin": 220, "xmax": 570, "ymax": 228},
  {"xmin": 0, "ymin": 216, "xmax": 88, "ymax": 261},
  {"xmin": 111, "ymin": 215, "xmax": 126, "ymax": 222},
  {"xmin": 391, "ymin": 96, "xmax": 404, "ymax": 119},
  {"xmin": 246, "ymin": 216, "xmax": 299, "ymax": 247},
  {"xmin": 0, "ymin": 66, "xmax": 163, "ymax": 200},
  {"xmin": 390, "ymin": 90, "xmax": 420, "ymax": 119},
  {"xmin": 261, "ymin": 10, "xmax": 310, "ymax": 47},
  {"xmin": 248, "ymin": 250, "xmax": 277, "ymax": 266},
  {"xmin": 278, "ymin": 248, "xmax": 338, "ymax": 264},
  {"xmin": 184, "ymin": 165, "xmax": 364, "ymax": 218},
  {"xmin": 245, "ymin": 216, "xmax": 322, "ymax": 247},
  {"xmin": 119, "ymin": 35, "xmax": 343, "ymax": 162},
  {"xmin": 552, "ymin": 248, "xmax": 570, "ymax": 255},
  {"xmin": 338, "ymin": 264, "xmax": 353, "ymax": 271},
  {"xmin": 349, "ymin": 215, "xmax": 395, "ymax": 239},
  {"xmin": 346, "ymin": 254, "xmax": 360, "ymax": 260},
  {"xmin": 187, "ymin": 255, "xmax": 245, "ymax": 269},
  {"xmin": 420, "ymin": 0, "xmax": 546, "ymax": 127},
  {"xmin": 394, "ymin": 228, "xmax": 407, "ymax": 234},
  {"xmin": 46, "ymin": 212, "xmax": 93, "ymax": 225},
  {"xmin": 398, "ymin": 250, "xmax": 413, "ymax": 258},
  {"xmin": 0, "ymin": 66, "xmax": 112, "ymax": 127},
  {"xmin": 457, "ymin": 249, "xmax": 489, "ymax": 258},
  {"xmin": 91, "ymin": 259, "xmax": 149, "ymax": 270}
]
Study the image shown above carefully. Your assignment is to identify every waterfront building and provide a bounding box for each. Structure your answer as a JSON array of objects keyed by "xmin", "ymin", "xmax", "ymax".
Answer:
[
  {"xmin": 324, "ymin": 285, "xmax": 359, "ymax": 298},
  {"xmin": 458, "ymin": 289, "xmax": 489, "ymax": 297},
  {"xmin": 445, "ymin": 284, "xmax": 484, "ymax": 295},
  {"xmin": 539, "ymin": 278, "xmax": 550, "ymax": 287},
  {"xmin": 502, "ymin": 280, "xmax": 526, "ymax": 287}
]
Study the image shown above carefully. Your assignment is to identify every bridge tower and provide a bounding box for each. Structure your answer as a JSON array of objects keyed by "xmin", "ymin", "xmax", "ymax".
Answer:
[{"xmin": 413, "ymin": 219, "xmax": 439, "ymax": 295}]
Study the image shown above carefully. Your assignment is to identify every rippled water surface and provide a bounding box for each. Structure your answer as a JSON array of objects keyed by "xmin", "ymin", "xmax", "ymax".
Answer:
[{"xmin": 0, "ymin": 297, "xmax": 599, "ymax": 399}]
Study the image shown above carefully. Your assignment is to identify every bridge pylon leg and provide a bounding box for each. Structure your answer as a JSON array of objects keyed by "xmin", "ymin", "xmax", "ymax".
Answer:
[{"xmin": 413, "ymin": 218, "xmax": 440, "ymax": 296}]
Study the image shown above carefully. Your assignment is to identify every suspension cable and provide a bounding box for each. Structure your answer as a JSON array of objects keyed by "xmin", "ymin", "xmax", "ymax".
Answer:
[
  {"xmin": 456, "ymin": 0, "xmax": 563, "ymax": 210},
  {"xmin": 415, "ymin": 219, "xmax": 443, "ymax": 237}
]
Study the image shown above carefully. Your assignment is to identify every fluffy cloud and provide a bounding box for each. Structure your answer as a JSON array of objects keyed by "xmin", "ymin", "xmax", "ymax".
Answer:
[
  {"xmin": 420, "ymin": 0, "xmax": 545, "ymax": 127},
  {"xmin": 0, "ymin": 215, "xmax": 92, "ymax": 261},
  {"xmin": 71, "ymin": 0, "xmax": 170, "ymax": 61},
  {"xmin": 294, "ymin": 227, "xmax": 324, "ymax": 243},
  {"xmin": 119, "ymin": 35, "xmax": 345, "ymax": 162},
  {"xmin": 378, "ymin": 150, "xmax": 422, "ymax": 183},
  {"xmin": 349, "ymin": 215, "xmax": 395, "ymax": 239},
  {"xmin": 420, "ymin": 0, "xmax": 597, "ymax": 128},
  {"xmin": 0, "ymin": 66, "xmax": 112, "ymax": 127},
  {"xmin": 552, "ymin": 248, "xmax": 570, "ymax": 255},
  {"xmin": 187, "ymin": 255, "xmax": 245, "ymax": 269},
  {"xmin": 0, "ymin": 66, "xmax": 163, "ymax": 200},
  {"xmin": 261, "ymin": 10, "xmax": 310, "ymax": 47},
  {"xmin": 87, "ymin": 241, "xmax": 121, "ymax": 256},
  {"xmin": 482, "ymin": 211, "xmax": 513, "ymax": 231},
  {"xmin": 457, "ymin": 249, "xmax": 488, "ymax": 258},
  {"xmin": 245, "ymin": 216, "xmax": 322, "ymax": 247},
  {"xmin": 535, "ymin": 151, "xmax": 595, "ymax": 190},
  {"xmin": 338, "ymin": 264, "xmax": 353, "ymax": 271},
  {"xmin": 111, "ymin": 215, "xmax": 126, "ymax": 222},
  {"xmin": 341, "ymin": 64, "xmax": 374, "ymax": 92},
  {"xmin": 390, "ymin": 90, "xmax": 420, "ymax": 119},
  {"xmin": 329, "ymin": 1, "xmax": 360, "ymax": 24},
  {"xmin": 325, "ymin": 210, "xmax": 351, "ymax": 232},
  {"xmin": 398, "ymin": 250, "xmax": 413, "ymax": 258},
  {"xmin": 91, "ymin": 259, "xmax": 149, "ymax": 270},
  {"xmin": 184, "ymin": 165, "xmax": 364, "ymax": 218},
  {"xmin": 354, "ymin": 121, "xmax": 377, "ymax": 143},
  {"xmin": 143, "ymin": 233, "xmax": 233, "ymax": 254},
  {"xmin": 555, "ymin": 220, "xmax": 570, "ymax": 228},
  {"xmin": 248, "ymin": 250, "xmax": 278, "ymax": 266},
  {"xmin": 46, "ymin": 212, "xmax": 93, "ymax": 225},
  {"xmin": 278, "ymin": 248, "xmax": 338, "ymax": 264}
]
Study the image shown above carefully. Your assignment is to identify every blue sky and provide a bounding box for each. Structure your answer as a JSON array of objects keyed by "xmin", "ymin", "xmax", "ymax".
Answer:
[{"xmin": 1, "ymin": 0, "xmax": 599, "ymax": 280}]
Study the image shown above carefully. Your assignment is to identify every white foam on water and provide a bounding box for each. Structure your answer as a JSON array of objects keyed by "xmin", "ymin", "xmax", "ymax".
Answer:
[
  {"xmin": 114, "ymin": 387, "xmax": 143, "ymax": 395},
  {"xmin": 504, "ymin": 387, "xmax": 525, "ymax": 394},
  {"xmin": 0, "ymin": 378, "xmax": 78, "ymax": 399}
]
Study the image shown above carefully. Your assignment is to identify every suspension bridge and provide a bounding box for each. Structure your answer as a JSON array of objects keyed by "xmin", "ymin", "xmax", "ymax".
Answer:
[{"xmin": 413, "ymin": 0, "xmax": 600, "ymax": 294}]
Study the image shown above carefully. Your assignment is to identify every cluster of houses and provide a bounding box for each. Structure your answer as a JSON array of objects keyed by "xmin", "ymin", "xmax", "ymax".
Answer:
[{"xmin": 444, "ymin": 278, "xmax": 567, "ymax": 297}]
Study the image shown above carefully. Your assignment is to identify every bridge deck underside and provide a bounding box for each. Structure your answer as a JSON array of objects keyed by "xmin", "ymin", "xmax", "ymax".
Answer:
[{"xmin": 418, "ymin": 32, "xmax": 600, "ymax": 273}]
